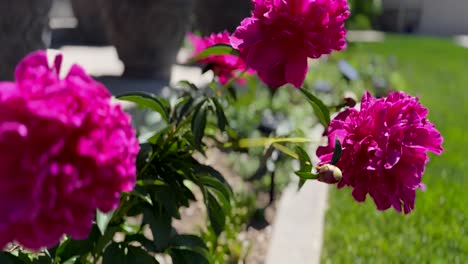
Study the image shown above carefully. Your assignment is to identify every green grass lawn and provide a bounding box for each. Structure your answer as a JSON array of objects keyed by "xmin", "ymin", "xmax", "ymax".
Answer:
[{"xmin": 320, "ymin": 35, "xmax": 468, "ymax": 263}]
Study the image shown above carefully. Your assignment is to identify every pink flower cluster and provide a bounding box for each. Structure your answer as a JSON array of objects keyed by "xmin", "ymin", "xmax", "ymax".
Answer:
[
  {"xmin": 0, "ymin": 51, "xmax": 139, "ymax": 250},
  {"xmin": 189, "ymin": 31, "xmax": 251, "ymax": 85},
  {"xmin": 231, "ymin": 0, "xmax": 350, "ymax": 88},
  {"xmin": 317, "ymin": 91, "xmax": 443, "ymax": 214}
]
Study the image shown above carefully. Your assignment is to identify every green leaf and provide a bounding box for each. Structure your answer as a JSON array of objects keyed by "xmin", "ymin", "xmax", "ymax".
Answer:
[
  {"xmin": 205, "ymin": 192, "xmax": 225, "ymax": 236},
  {"xmin": 331, "ymin": 138, "xmax": 342, "ymax": 165},
  {"xmin": 170, "ymin": 235, "xmax": 207, "ymax": 250},
  {"xmin": 169, "ymin": 248, "xmax": 209, "ymax": 264},
  {"xmin": 53, "ymin": 225, "xmax": 100, "ymax": 263},
  {"xmin": 94, "ymin": 226, "xmax": 121, "ymax": 255},
  {"xmin": 211, "ymin": 98, "xmax": 228, "ymax": 131},
  {"xmin": 191, "ymin": 102, "xmax": 208, "ymax": 149},
  {"xmin": 228, "ymin": 137, "xmax": 311, "ymax": 148},
  {"xmin": 295, "ymin": 146, "xmax": 313, "ymax": 172},
  {"xmin": 102, "ymin": 243, "xmax": 126, "ymax": 264},
  {"xmin": 117, "ymin": 92, "xmax": 169, "ymax": 122},
  {"xmin": 299, "ymin": 88, "xmax": 331, "ymax": 127},
  {"xmin": 271, "ymin": 143, "xmax": 299, "ymax": 160},
  {"xmin": 126, "ymin": 235, "xmax": 157, "ymax": 252},
  {"xmin": 96, "ymin": 210, "xmax": 114, "ymax": 235},
  {"xmin": 0, "ymin": 252, "xmax": 26, "ymax": 264},
  {"xmin": 294, "ymin": 171, "xmax": 319, "ymax": 180},
  {"xmin": 143, "ymin": 206, "xmax": 172, "ymax": 252},
  {"xmin": 176, "ymin": 96, "xmax": 195, "ymax": 123},
  {"xmin": 61, "ymin": 257, "xmax": 79, "ymax": 264},
  {"xmin": 126, "ymin": 246, "xmax": 159, "ymax": 264},
  {"xmin": 177, "ymin": 80, "xmax": 198, "ymax": 91},
  {"xmin": 226, "ymin": 85, "xmax": 238, "ymax": 101},
  {"xmin": 190, "ymin": 44, "xmax": 239, "ymax": 63},
  {"xmin": 30, "ymin": 256, "xmax": 51, "ymax": 264},
  {"xmin": 298, "ymin": 179, "xmax": 307, "ymax": 191},
  {"xmin": 198, "ymin": 176, "xmax": 232, "ymax": 204}
]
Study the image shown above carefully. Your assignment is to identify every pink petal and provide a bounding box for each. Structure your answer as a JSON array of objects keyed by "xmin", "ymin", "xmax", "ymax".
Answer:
[
  {"xmin": 231, "ymin": 18, "xmax": 264, "ymax": 49},
  {"xmin": 285, "ymin": 52, "xmax": 308, "ymax": 88},
  {"xmin": 246, "ymin": 41, "xmax": 284, "ymax": 71}
]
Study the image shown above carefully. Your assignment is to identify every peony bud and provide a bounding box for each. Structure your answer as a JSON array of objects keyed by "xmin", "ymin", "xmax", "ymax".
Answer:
[
  {"xmin": 343, "ymin": 97, "xmax": 356, "ymax": 107},
  {"xmin": 316, "ymin": 164, "xmax": 342, "ymax": 184}
]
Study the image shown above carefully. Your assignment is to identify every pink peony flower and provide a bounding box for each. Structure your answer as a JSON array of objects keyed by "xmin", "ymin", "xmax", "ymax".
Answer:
[
  {"xmin": 0, "ymin": 51, "xmax": 139, "ymax": 250},
  {"xmin": 189, "ymin": 31, "xmax": 251, "ymax": 85},
  {"xmin": 231, "ymin": 0, "xmax": 350, "ymax": 88},
  {"xmin": 316, "ymin": 91, "xmax": 443, "ymax": 214}
]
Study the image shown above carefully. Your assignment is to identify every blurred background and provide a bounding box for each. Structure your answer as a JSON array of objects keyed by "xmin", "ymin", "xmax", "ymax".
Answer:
[{"xmin": 0, "ymin": 0, "xmax": 466, "ymax": 263}]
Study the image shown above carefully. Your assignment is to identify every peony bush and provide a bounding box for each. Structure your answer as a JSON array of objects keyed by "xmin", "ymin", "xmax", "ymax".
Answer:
[{"xmin": 0, "ymin": 0, "xmax": 444, "ymax": 263}]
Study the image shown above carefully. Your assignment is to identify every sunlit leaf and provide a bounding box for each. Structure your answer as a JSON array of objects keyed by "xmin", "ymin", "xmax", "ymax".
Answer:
[
  {"xmin": 96, "ymin": 210, "xmax": 114, "ymax": 235},
  {"xmin": 190, "ymin": 44, "xmax": 239, "ymax": 63},
  {"xmin": 205, "ymin": 192, "xmax": 225, "ymax": 236},
  {"xmin": 295, "ymin": 146, "xmax": 313, "ymax": 172},
  {"xmin": 271, "ymin": 143, "xmax": 299, "ymax": 160},
  {"xmin": 299, "ymin": 88, "xmax": 330, "ymax": 127},
  {"xmin": 117, "ymin": 92, "xmax": 170, "ymax": 122},
  {"xmin": 294, "ymin": 171, "xmax": 319, "ymax": 180}
]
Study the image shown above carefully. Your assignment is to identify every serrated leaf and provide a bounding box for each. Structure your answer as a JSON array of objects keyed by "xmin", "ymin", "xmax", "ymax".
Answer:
[
  {"xmin": 299, "ymin": 88, "xmax": 330, "ymax": 127},
  {"xmin": 331, "ymin": 138, "xmax": 342, "ymax": 165},
  {"xmin": 191, "ymin": 102, "xmax": 208, "ymax": 149},
  {"xmin": 96, "ymin": 210, "xmax": 114, "ymax": 235},
  {"xmin": 117, "ymin": 92, "xmax": 169, "ymax": 122},
  {"xmin": 190, "ymin": 44, "xmax": 239, "ymax": 63}
]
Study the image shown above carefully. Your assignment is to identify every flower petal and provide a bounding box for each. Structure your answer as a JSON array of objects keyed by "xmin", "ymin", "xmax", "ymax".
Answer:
[{"xmin": 285, "ymin": 52, "xmax": 308, "ymax": 88}]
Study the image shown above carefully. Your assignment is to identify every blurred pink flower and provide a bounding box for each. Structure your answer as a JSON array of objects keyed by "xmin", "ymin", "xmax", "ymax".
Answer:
[
  {"xmin": 0, "ymin": 51, "xmax": 139, "ymax": 250},
  {"xmin": 231, "ymin": 0, "xmax": 350, "ymax": 88},
  {"xmin": 189, "ymin": 31, "xmax": 251, "ymax": 85},
  {"xmin": 316, "ymin": 91, "xmax": 443, "ymax": 214}
]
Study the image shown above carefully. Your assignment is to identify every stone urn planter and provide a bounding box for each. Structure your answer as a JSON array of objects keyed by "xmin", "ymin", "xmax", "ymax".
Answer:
[
  {"xmin": 0, "ymin": 0, "xmax": 52, "ymax": 80},
  {"xmin": 99, "ymin": 0, "xmax": 194, "ymax": 81},
  {"xmin": 71, "ymin": 0, "xmax": 107, "ymax": 45},
  {"xmin": 193, "ymin": 0, "xmax": 252, "ymax": 35}
]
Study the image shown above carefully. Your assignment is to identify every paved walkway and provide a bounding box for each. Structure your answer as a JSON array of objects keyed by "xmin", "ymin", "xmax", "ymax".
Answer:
[
  {"xmin": 265, "ymin": 181, "xmax": 328, "ymax": 264},
  {"xmin": 266, "ymin": 125, "xmax": 329, "ymax": 264}
]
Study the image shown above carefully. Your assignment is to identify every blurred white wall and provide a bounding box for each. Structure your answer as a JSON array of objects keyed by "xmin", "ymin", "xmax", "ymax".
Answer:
[
  {"xmin": 382, "ymin": 0, "xmax": 468, "ymax": 35},
  {"xmin": 418, "ymin": 0, "xmax": 468, "ymax": 35}
]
